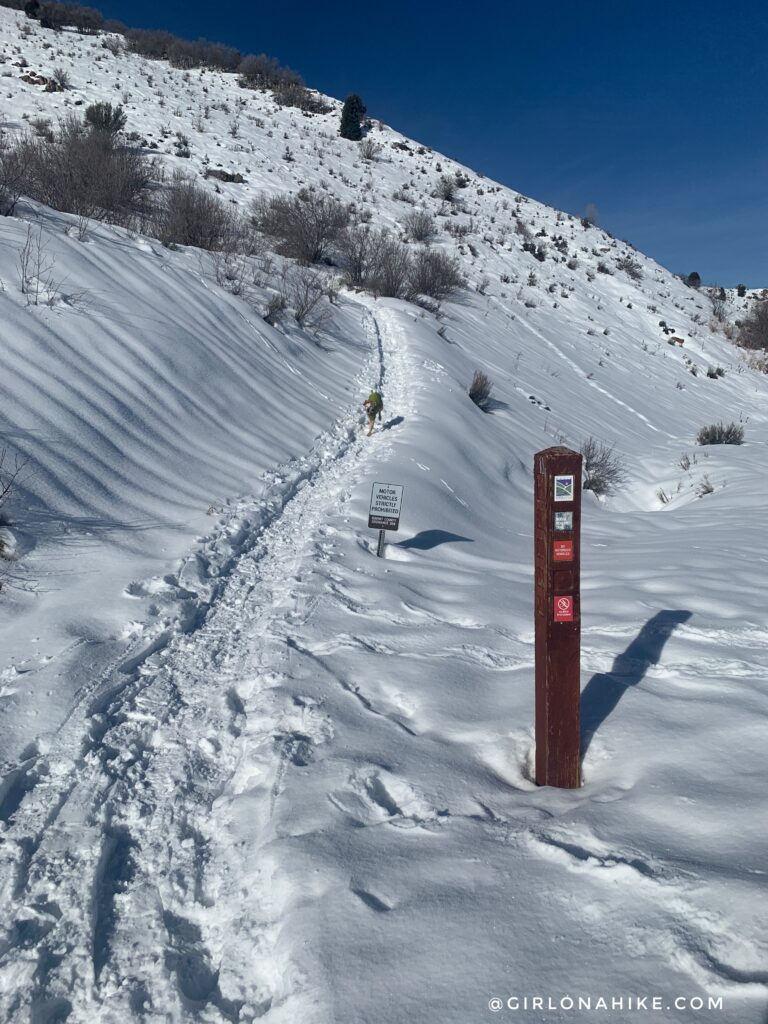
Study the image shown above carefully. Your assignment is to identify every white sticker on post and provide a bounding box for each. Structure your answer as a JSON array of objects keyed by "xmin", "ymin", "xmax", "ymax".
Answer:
[{"xmin": 553, "ymin": 475, "xmax": 575, "ymax": 502}]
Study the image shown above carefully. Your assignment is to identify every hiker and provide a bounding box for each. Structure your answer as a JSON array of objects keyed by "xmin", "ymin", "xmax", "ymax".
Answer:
[{"xmin": 363, "ymin": 389, "xmax": 383, "ymax": 436}]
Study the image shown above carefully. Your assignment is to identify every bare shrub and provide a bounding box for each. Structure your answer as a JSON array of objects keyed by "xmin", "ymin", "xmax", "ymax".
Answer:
[
  {"xmin": 403, "ymin": 209, "xmax": 436, "ymax": 243},
  {"xmin": 336, "ymin": 224, "xmax": 386, "ymax": 288},
  {"xmin": 263, "ymin": 292, "xmax": 287, "ymax": 325},
  {"xmin": 20, "ymin": 117, "xmax": 154, "ymax": 223},
  {"xmin": 51, "ymin": 66, "xmax": 70, "ymax": 89},
  {"xmin": 253, "ymin": 189, "xmax": 349, "ymax": 264},
  {"xmin": 615, "ymin": 253, "xmax": 643, "ymax": 280},
  {"xmin": 695, "ymin": 475, "xmax": 714, "ymax": 497},
  {"xmin": 358, "ymin": 138, "xmax": 380, "ymax": 161},
  {"xmin": 29, "ymin": 117, "xmax": 54, "ymax": 140},
  {"xmin": 210, "ymin": 250, "xmax": 254, "ymax": 297},
  {"xmin": 199, "ymin": 42, "xmax": 241, "ymax": 72},
  {"xmin": 468, "ymin": 369, "xmax": 493, "ymax": 411},
  {"xmin": 125, "ymin": 27, "xmax": 175, "ymax": 59},
  {"xmin": 0, "ymin": 135, "xmax": 34, "ymax": 216},
  {"xmin": 408, "ymin": 248, "xmax": 463, "ymax": 300},
  {"xmin": 275, "ymin": 75, "xmax": 329, "ymax": 113},
  {"xmin": 102, "ymin": 35, "xmax": 122, "ymax": 56},
  {"xmin": 0, "ymin": 448, "xmax": 26, "ymax": 511},
  {"xmin": 736, "ymin": 300, "xmax": 768, "ymax": 351},
  {"xmin": 434, "ymin": 174, "xmax": 456, "ymax": 202},
  {"xmin": 155, "ymin": 177, "xmax": 237, "ymax": 250},
  {"xmin": 367, "ymin": 233, "xmax": 411, "ymax": 297},
  {"xmin": 710, "ymin": 291, "xmax": 728, "ymax": 323},
  {"xmin": 17, "ymin": 223, "xmax": 56, "ymax": 304},
  {"xmin": 68, "ymin": 4, "xmax": 103, "ymax": 33},
  {"xmin": 0, "ymin": 446, "xmax": 28, "ymax": 583},
  {"xmin": 238, "ymin": 53, "xmax": 284, "ymax": 87},
  {"xmin": 39, "ymin": 3, "xmax": 68, "ymax": 29},
  {"xmin": 745, "ymin": 350, "xmax": 768, "ymax": 374},
  {"xmin": 282, "ymin": 266, "xmax": 332, "ymax": 330},
  {"xmin": 580, "ymin": 437, "xmax": 627, "ymax": 495},
  {"xmin": 696, "ymin": 422, "xmax": 744, "ymax": 445},
  {"xmin": 237, "ymin": 56, "xmax": 332, "ymax": 112}
]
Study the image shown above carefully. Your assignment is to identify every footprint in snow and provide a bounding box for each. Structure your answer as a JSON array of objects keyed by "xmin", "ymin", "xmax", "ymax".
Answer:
[{"xmin": 329, "ymin": 768, "xmax": 438, "ymax": 827}]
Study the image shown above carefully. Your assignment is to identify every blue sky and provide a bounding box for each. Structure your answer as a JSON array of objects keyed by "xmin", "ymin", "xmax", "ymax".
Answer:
[{"xmin": 99, "ymin": 0, "xmax": 768, "ymax": 286}]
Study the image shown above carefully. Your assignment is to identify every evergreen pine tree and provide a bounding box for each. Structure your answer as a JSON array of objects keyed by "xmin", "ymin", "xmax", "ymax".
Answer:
[{"xmin": 339, "ymin": 94, "xmax": 366, "ymax": 141}]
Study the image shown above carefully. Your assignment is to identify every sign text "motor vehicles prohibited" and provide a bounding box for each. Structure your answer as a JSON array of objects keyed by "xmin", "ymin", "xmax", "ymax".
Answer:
[{"xmin": 368, "ymin": 482, "xmax": 404, "ymax": 531}]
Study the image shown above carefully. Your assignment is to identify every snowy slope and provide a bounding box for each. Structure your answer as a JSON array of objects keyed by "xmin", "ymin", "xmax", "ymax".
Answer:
[{"xmin": 1, "ymin": 8, "xmax": 767, "ymax": 1024}]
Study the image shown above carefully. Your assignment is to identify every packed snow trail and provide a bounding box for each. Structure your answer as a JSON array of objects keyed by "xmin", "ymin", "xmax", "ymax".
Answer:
[{"xmin": 0, "ymin": 305, "xmax": 412, "ymax": 1023}]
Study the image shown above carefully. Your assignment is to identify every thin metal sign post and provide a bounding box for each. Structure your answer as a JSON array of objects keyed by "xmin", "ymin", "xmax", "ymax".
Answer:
[
  {"xmin": 368, "ymin": 482, "xmax": 404, "ymax": 558},
  {"xmin": 534, "ymin": 447, "xmax": 582, "ymax": 788}
]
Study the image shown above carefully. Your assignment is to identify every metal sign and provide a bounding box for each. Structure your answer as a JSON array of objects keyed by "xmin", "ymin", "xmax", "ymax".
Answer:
[
  {"xmin": 553, "ymin": 540, "xmax": 573, "ymax": 562},
  {"xmin": 534, "ymin": 447, "xmax": 582, "ymax": 789},
  {"xmin": 368, "ymin": 482, "xmax": 404, "ymax": 531}
]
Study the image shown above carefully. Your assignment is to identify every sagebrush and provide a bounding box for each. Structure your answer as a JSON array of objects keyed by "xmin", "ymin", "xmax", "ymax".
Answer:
[
  {"xmin": 468, "ymin": 369, "xmax": 493, "ymax": 411},
  {"xmin": 696, "ymin": 422, "xmax": 744, "ymax": 445},
  {"xmin": 580, "ymin": 437, "xmax": 627, "ymax": 496}
]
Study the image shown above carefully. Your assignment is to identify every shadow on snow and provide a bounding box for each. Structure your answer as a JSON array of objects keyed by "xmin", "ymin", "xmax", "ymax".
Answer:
[
  {"xmin": 395, "ymin": 529, "xmax": 474, "ymax": 551},
  {"xmin": 580, "ymin": 609, "xmax": 692, "ymax": 755}
]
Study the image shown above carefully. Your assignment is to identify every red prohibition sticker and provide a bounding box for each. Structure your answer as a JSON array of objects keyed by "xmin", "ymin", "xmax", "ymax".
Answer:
[
  {"xmin": 554, "ymin": 595, "xmax": 574, "ymax": 622},
  {"xmin": 553, "ymin": 540, "xmax": 573, "ymax": 561}
]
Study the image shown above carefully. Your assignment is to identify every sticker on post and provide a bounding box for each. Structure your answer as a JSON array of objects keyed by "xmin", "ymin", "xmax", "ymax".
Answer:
[
  {"xmin": 553, "ymin": 540, "xmax": 573, "ymax": 561},
  {"xmin": 554, "ymin": 511, "xmax": 573, "ymax": 532},
  {"xmin": 554, "ymin": 595, "xmax": 574, "ymax": 622},
  {"xmin": 554, "ymin": 475, "xmax": 575, "ymax": 502}
]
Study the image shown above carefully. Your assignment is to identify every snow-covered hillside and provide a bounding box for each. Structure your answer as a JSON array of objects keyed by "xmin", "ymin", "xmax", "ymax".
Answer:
[{"xmin": 1, "ymin": 8, "xmax": 767, "ymax": 1023}]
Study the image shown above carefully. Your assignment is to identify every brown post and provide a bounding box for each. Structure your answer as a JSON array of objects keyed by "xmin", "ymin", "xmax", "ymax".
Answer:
[{"xmin": 534, "ymin": 447, "xmax": 582, "ymax": 788}]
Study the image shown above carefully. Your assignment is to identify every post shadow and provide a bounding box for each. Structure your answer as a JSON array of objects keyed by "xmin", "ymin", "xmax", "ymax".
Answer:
[
  {"xmin": 581, "ymin": 609, "xmax": 692, "ymax": 755},
  {"xmin": 395, "ymin": 530, "xmax": 473, "ymax": 551}
]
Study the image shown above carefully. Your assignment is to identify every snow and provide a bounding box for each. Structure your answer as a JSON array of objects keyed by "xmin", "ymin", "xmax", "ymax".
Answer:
[{"xmin": 1, "ymin": 8, "xmax": 767, "ymax": 1023}]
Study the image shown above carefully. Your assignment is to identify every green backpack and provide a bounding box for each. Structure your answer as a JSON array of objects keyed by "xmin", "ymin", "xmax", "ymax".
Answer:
[{"xmin": 367, "ymin": 391, "xmax": 383, "ymax": 418}]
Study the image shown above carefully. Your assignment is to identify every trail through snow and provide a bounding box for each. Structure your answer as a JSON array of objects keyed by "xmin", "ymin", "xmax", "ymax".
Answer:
[{"xmin": 0, "ymin": 305, "xmax": 410, "ymax": 1022}]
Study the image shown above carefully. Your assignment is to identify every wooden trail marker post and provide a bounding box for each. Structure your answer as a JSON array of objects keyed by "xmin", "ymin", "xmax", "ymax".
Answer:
[
  {"xmin": 534, "ymin": 447, "xmax": 582, "ymax": 788},
  {"xmin": 368, "ymin": 482, "xmax": 404, "ymax": 557}
]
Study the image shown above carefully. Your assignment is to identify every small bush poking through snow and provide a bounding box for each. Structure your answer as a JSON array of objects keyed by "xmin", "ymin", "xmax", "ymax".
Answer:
[
  {"xmin": 695, "ymin": 475, "xmax": 715, "ymax": 497},
  {"xmin": 615, "ymin": 254, "xmax": 643, "ymax": 281},
  {"xmin": 468, "ymin": 369, "xmax": 493, "ymax": 411},
  {"xmin": 84, "ymin": 102, "xmax": 127, "ymax": 136},
  {"xmin": 407, "ymin": 249, "xmax": 463, "ymax": 301},
  {"xmin": 51, "ymin": 67, "xmax": 71, "ymax": 90},
  {"xmin": 696, "ymin": 422, "xmax": 744, "ymax": 445},
  {"xmin": 358, "ymin": 138, "xmax": 380, "ymax": 162},
  {"xmin": 580, "ymin": 437, "xmax": 627, "ymax": 496},
  {"xmin": 403, "ymin": 209, "xmax": 437, "ymax": 243}
]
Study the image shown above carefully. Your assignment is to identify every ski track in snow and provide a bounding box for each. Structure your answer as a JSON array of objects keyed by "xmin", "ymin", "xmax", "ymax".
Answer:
[{"xmin": 0, "ymin": 304, "xmax": 404, "ymax": 1022}]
